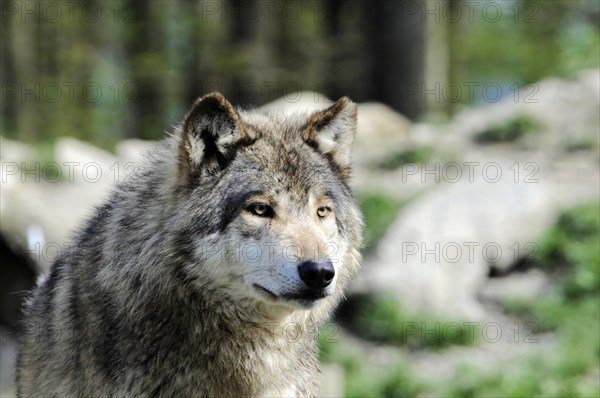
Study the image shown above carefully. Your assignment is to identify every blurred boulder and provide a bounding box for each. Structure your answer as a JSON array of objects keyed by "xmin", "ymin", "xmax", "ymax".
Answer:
[
  {"xmin": 259, "ymin": 91, "xmax": 332, "ymax": 113},
  {"xmin": 1, "ymin": 138, "xmax": 118, "ymax": 272},
  {"xmin": 354, "ymin": 102, "xmax": 412, "ymax": 168},
  {"xmin": 350, "ymin": 70, "xmax": 600, "ymax": 320},
  {"xmin": 352, "ymin": 162, "xmax": 557, "ymax": 320},
  {"xmin": 116, "ymin": 139, "xmax": 157, "ymax": 164},
  {"xmin": 480, "ymin": 269, "xmax": 551, "ymax": 304},
  {"xmin": 54, "ymin": 137, "xmax": 116, "ymax": 185},
  {"xmin": 316, "ymin": 363, "xmax": 344, "ymax": 398},
  {"xmin": 0, "ymin": 137, "xmax": 36, "ymax": 164},
  {"xmin": 421, "ymin": 68, "xmax": 600, "ymax": 155}
]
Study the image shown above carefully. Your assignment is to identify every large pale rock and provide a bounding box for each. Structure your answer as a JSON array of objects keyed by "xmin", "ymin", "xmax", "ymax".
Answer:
[
  {"xmin": 54, "ymin": 137, "xmax": 116, "ymax": 186},
  {"xmin": 352, "ymin": 143, "xmax": 598, "ymax": 320},
  {"xmin": 0, "ymin": 137, "xmax": 36, "ymax": 163},
  {"xmin": 1, "ymin": 138, "xmax": 119, "ymax": 272},
  {"xmin": 316, "ymin": 363, "xmax": 344, "ymax": 398},
  {"xmin": 353, "ymin": 160, "xmax": 558, "ymax": 320},
  {"xmin": 445, "ymin": 68, "xmax": 600, "ymax": 153},
  {"xmin": 259, "ymin": 91, "xmax": 332, "ymax": 113},
  {"xmin": 354, "ymin": 102, "xmax": 412, "ymax": 168},
  {"xmin": 116, "ymin": 139, "xmax": 157, "ymax": 164},
  {"xmin": 480, "ymin": 269, "xmax": 551, "ymax": 303}
]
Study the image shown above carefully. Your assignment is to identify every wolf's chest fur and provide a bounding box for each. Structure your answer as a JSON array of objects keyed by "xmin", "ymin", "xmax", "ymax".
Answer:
[{"xmin": 127, "ymin": 310, "xmax": 317, "ymax": 396}]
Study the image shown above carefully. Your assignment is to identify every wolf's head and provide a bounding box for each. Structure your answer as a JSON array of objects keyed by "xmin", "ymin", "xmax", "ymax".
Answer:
[{"xmin": 170, "ymin": 92, "xmax": 363, "ymax": 319}]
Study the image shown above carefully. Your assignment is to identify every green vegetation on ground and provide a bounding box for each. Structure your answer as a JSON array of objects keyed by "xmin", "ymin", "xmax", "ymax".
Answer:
[
  {"xmin": 462, "ymin": 203, "xmax": 600, "ymax": 397},
  {"xmin": 378, "ymin": 146, "xmax": 434, "ymax": 171},
  {"xmin": 473, "ymin": 114, "xmax": 540, "ymax": 144},
  {"xmin": 565, "ymin": 137, "xmax": 597, "ymax": 153},
  {"xmin": 318, "ymin": 328, "xmax": 423, "ymax": 398},
  {"xmin": 320, "ymin": 203, "xmax": 599, "ymax": 397},
  {"xmin": 358, "ymin": 193, "xmax": 403, "ymax": 254},
  {"xmin": 348, "ymin": 295, "xmax": 478, "ymax": 349}
]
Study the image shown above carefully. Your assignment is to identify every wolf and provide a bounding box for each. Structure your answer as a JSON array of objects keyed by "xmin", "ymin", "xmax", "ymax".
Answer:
[{"xmin": 17, "ymin": 92, "xmax": 363, "ymax": 397}]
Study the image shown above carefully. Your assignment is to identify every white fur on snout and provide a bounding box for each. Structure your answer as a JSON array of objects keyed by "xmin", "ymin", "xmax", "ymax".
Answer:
[
  {"xmin": 242, "ymin": 238, "xmax": 345, "ymax": 303},
  {"xmin": 242, "ymin": 243, "xmax": 304, "ymax": 298},
  {"xmin": 189, "ymin": 222, "xmax": 350, "ymax": 309}
]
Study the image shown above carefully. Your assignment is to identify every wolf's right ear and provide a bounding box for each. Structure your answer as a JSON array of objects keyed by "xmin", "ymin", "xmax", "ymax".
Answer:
[
  {"xmin": 303, "ymin": 97, "xmax": 357, "ymax": 181},
  {"xmin": 178, "ymin": 92, "xmax": 255, "ymax": 181}
]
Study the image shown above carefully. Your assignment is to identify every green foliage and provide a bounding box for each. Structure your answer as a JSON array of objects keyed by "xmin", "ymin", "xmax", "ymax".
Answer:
[
  {"xmin": 556, "ymin": 204, "xmax": 600, "ymax": 238},
  {"xmin": 359, "ymin": 193, "xmax": 402, "ymax": 254},
  {"xmin": 348, "ymin": 295, "xmax": 477, "ymax": 349},
  {"xmin": 446, "ymin": 355, "xmax": 598, "ymax": 398},
  {"xmin": 346, "ymin": 365, "xmax": 423, "ymax": 398},
  {"xmin": 379, "ymin": 146, "xmax": 434, "ymax": 170},
  {"xmin": 321, "ymin": 204, "xmax": 599, "ymax": 397},
  {"xmin": 493, "ymin": 203, "xmax": 600, "ymax": 397},
  {"xmin": 319, "ymin": 326, "xmax": 423, "ymax": 398},
  {"xmin": 534, "ymin": 203, "xmax": 599, "ymax": 299},
  {"xmin": 5, "ymin": 1, "xmax": 598, "ymax": 145},
  {"xmin": 565, "ymin": 137, "xmax": 596, "ymax": 152},
  {"xmin": 317, "ymin": 324, "xmax": 337, "ymax": 363},
  {"xmin": 473, "ymin": 115, "xmax": 539, "ymax": 144},
  {"xmin": 446, "ymin": 297, "xmax": 599, "ymax": 397},
  {"xmin": 452, "ymin": 1, "xmax": 600, "ymax": 87}
]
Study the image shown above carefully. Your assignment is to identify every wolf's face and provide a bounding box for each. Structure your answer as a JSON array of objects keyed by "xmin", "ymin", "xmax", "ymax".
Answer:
[{"xmin": 173, "ymin": 93, "xmax": 363, "ymax": 314}]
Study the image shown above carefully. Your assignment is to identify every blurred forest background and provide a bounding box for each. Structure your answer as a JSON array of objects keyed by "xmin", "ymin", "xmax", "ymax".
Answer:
[
  {"xmin": 2, "ymin": 0, "xmax": 599, "ymax": 148},
  {"xmin": 1, "ymin": 1, "xmax": 600, "ymax": 397}
]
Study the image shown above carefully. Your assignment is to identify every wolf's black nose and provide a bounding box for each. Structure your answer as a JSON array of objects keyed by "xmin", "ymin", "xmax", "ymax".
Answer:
[{"xmin": 298, "ymin": 261, "xmax": 335, "ymax": 289}]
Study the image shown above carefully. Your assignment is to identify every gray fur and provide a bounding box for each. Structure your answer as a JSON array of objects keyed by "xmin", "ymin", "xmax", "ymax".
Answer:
[{"xmin": 17, "ymin": 93, "xmax": 363, "ymax": 397}]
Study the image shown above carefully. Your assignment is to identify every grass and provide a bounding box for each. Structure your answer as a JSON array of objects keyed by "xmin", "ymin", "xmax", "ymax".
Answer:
[
  {"xmin": 477, "ymin": 203, "xmax": 600, "ymax": 397},
  {"xmin": 318, "ymin": 203, "xmax": 599, "ymax": 397},
  {"xmin": 358, "ymin": 193, "xmax": 402, "ymax": 254},
  {"xmin": 379, "ymin": 146, "xmax": 434, "ymax": 170},
  {"xmin": 473, "ymin": 114, "xmax": 540, "ymax": 144},
  {"xmin": 446, "ymin": 354, "xmax": 599, "ymax": 398},
  {"xmin": 345, "ymin": 364, "xmax": 422, "ymax": 398},
  {"xmin": 319, "ymin": 327, "xmax": 423, "ymax": 398},
  {"xmin": 431, "ymin": 204, "xmax": 599, "ymax": 397},
  {"xmin": 533, "ymin": 203, "xmax": 599, "ymax": 299},
  {"xmin": 565, "ymin": 137, "xmax": 596, "ymax": 152},
  {"xmin": 346, "ymin": 295, "xmax": 478, "ymax": 350}
]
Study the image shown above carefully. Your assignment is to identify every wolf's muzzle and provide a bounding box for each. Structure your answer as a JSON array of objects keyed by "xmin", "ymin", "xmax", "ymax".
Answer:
[{"xmin": 297, "ymin": 260, "xmax": 335, "ymax": 289}]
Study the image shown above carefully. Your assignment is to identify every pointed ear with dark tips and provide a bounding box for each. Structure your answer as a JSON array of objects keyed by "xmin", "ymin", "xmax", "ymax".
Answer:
[
  {"xmin": 178, "ymin": 92, "xmax": 255, "ymax": 180},
  {"xmin": 303, "ymin": 97, "xmax": 358, "ymax": 180}
]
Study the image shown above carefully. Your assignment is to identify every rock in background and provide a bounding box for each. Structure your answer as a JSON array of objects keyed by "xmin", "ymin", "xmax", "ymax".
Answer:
[{"xmin": 350, "ymin": 68, "xmax": 600, "ymax": 320}]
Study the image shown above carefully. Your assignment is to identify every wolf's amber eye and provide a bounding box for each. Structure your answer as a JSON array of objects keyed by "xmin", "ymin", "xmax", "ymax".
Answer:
[
  {"xmin": 317, "ymin": 206, "xmax": 331, "ymax": 219},
  {"xmin": 248, "ymin": 204, "xmax": 274, "ymax": 218}
]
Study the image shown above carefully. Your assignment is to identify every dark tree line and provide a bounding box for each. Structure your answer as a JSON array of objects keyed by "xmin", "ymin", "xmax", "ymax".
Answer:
[
  {"xmin": 0, "ymin": 0, "xmax": 428, "ymax": 145},
  {"xmin": 1, "ymin": 0, "xmax": 595, "ymax": 145}
]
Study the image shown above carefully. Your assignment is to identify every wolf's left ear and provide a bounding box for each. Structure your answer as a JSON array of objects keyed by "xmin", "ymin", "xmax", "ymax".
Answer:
[
  {"xmin": 178, "ymin": 92, "xmax": 255, "ymax": 180},
  {"xmin": 303, "ymin": 97, "xmax": 357, "ymax": 180}
]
